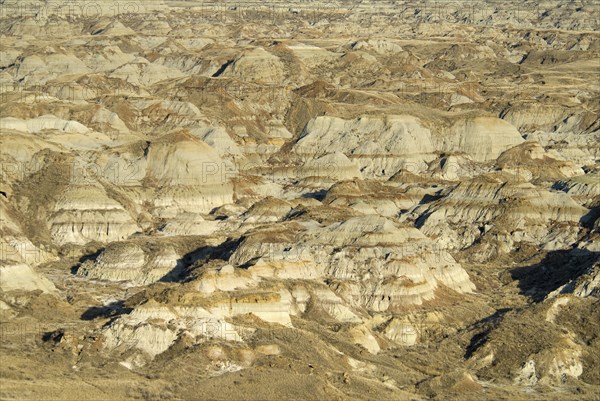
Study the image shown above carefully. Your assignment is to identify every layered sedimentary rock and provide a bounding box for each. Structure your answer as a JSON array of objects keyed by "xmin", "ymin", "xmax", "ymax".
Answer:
[
  {"xmin": 100, "ymin": 285, "xmax": 290, "ymax": 364},
  {"xmin": 497, "ymin": 141, "xmax": 584, "ymax": 181},
  {"xmin": 1, "ymin": 1, "xmax": 598, "ymax": 400},
  {"xmin": 228, "ymin": 216, "xmax": 475, "ymax": 309},
  {"xmin": 77, "ymin": 241, "xmax": 181, "ymax": 286},
  {"xmin": 145, "ymin": 130, "xmax": 235, "ymax": 216},
  {"xmin": 415, "ymin": 173, "xmax": 589, "ymax": 258},
  {"xmin": 223, "ymin": 47, "xmax": 285, "ymax": 84},
  {"xmin": 292, "ymin": 115, "xmax": 436, "ymax": 178},
  {"xmin": 48, "ymin": 185, "xmax": 140, "ymax": 245},
  {"xmin": 555, "ymin": 172, "xmax": 600, "ymax": 208},
  {"xmin": 441, "ymin": 117, "xmax": 525, "ymax": 162},
  {"xmin": 291, "ymin": 114, "xmax": 528, "ymax": 179}
]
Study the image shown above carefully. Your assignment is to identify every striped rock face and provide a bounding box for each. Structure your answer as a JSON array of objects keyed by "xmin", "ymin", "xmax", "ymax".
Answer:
[{"xmin": 0, "ymin": 2, "xmax": 598, "ymax": 401}]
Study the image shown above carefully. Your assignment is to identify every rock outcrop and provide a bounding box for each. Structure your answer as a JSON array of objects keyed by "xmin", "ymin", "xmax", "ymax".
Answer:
[{"xmin": 1, "ymin": 2, "xmax": 598, "ymax": 400}]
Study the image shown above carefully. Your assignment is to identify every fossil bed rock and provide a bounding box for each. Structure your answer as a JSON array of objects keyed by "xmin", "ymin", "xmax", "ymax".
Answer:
[{"xmin": 0, "ymin": 1, "xmax": 598, "ymax": 400}]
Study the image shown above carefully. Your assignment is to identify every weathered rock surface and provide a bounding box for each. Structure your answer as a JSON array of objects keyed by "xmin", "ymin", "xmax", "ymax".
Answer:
[{"xmin": 0, "ymin": 2, "xmax": 598, "ymax": 400}]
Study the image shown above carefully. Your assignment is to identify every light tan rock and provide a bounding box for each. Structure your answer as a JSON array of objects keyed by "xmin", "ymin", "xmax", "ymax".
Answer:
[
  {"xmin": 293, "ymin": 115, "xmax": 436, "ymax": 178},
  {"xmin": 49, "ymin": 185, "xmax": 140, "ymax": 245},
  {"xmin": 0, "ymin": 262, "xmax": 56, "ymax": 293},
  {"xmin": 441, "ymin": 117, "xmax": 524, "ymax": 162}
]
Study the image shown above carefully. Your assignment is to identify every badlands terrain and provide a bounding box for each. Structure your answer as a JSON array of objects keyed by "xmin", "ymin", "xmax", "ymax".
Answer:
[{"xmin": 0, "ymin": 0, "xmax": 599, "ymax": 400}]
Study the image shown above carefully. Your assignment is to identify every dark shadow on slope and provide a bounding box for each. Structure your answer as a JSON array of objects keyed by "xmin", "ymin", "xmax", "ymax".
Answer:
[
  {"xmin": 158, "ymin": 237, "xmax": 243, "ymax": 283},
  {"xmin": 415, "ymin": 210, "xmax": 433, "ymax": 229},
  {"xmin": 211, "ymin": 60, "xmax": 233, "ymax": 77},
  {"xmin": 418, "ymin": 192, "xmax": 443, "ymax": 205},
  {"xmin": 580, "ymin": 206, "xmax": 599, "ymax": 229},
  {"xmin": 80, "ymin": 300, "xmax": 132, "ymax": 321},
  {"xmin": 510, "ymin": 249, "xmax": 599, "ymax": 302},
  {"xmin": 302, "ymin": 189, "xmax": 327, "ymax": 201},
  {"xmin": 464, "ymin": 308, "xmax": 511, "ymax": 359},
  {"xmin": 238, "ymin": 255, "xmax": 262, "ymax": 270},
  {"xmin": 69, "ymin": 248, "xmax": 104, "ymax": 274}
]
